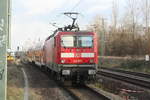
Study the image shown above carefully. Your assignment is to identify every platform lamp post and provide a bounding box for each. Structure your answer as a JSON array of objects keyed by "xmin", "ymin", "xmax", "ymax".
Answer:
[{"xmin": 0, "ymin": 0, "xmax": 10, "ymax": 100}]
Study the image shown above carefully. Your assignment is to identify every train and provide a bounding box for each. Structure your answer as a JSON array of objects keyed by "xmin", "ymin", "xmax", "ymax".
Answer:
[
  {"xmin": 7, "ymin": 52, "xmax": 15, "ymax": 62},
  {"xmin": 26, "ymin": 12, "xmax": 98, "ymax": 85}
]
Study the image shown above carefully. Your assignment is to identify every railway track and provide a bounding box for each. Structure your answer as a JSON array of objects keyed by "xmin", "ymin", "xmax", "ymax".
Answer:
[
  {"xmin": 28, "ymin": 62, "xmax": 109, "ymax": 100},
  {"xmin": 63, "ymin": 85, "xmax": 109, "ymax": 100},
  {"xmin": 97, "ymin": 67, "xmax": 150, "ymax": 89}
]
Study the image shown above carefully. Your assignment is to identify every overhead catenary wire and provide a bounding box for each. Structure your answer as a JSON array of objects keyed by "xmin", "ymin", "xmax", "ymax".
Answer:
[
  {"xmin": 70, "ymin": 0, "xmax": 83, "ymax": 11},
  {"xmin": 48, "ymin": 0, "xmax": 85, "ymax": 31}
]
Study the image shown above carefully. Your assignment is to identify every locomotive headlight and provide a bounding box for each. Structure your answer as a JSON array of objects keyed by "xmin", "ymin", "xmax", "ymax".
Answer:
[
  {"xmin": 89, "ymin": 59, "xmax": 94, "ymax": 63},
  {"xmin": 62, "ymin": 70, "xmax": 70, "ymax": 75},
  {"xmin": 61, "ymin": 60, "xmax": 65, "ymax": 63},
  {"xmin": 88, "ymin": 70, "xmax": 96, "ymax": 75}
]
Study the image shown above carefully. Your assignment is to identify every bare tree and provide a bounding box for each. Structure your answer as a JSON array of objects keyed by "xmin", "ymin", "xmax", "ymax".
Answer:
[
  {"xmin": 86, "ymin": 15, "xmax": 108, "ymax": 56},
  {"xmin": 112, "ymin": 0, "xmax": 119, "ymax": 32},
  {"xmin": 124, "ymin": 0, "xmax": 140, "ymax": 35},
  {"xmin": 141, "ymin": 0, "xmax": 150, "ymax": 34}
]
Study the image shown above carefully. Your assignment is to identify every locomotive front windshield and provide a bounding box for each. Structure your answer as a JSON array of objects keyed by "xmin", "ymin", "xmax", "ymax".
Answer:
[
  {"xmin": 61, "ymin": 35, "xmax": 93, "ymax": 47},
  {"xmin": 61, "ymin": 36, "xmax": 74, "ymax": 47}
]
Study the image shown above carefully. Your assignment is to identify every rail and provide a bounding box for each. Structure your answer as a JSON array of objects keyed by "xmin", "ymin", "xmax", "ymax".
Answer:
[
  {"xmin": 63, "ymin": 85, "xmax": 109, "ymax": 100},
  {"xmin": 29, "ymin": 62, "xmax": 109, "ymax": 100},
  {"xmin": 97, "ymin": 67, "xmax": 150, "ymax": 89}
]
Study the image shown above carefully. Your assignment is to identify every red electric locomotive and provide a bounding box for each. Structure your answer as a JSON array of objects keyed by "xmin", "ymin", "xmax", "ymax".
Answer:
[{"xmin": 28, "ymin": 12, "xmax": 98, "ymax": 84}]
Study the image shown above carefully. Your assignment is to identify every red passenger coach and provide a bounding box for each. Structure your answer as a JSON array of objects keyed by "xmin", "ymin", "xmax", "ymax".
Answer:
[{"xmin": 43, "ymin": 31, "xmax": 98, "ymax": 83}]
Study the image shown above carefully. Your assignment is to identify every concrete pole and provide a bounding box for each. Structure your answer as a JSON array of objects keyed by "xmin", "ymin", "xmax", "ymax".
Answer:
[
  {"xmin": 100, "ymin": 18, "xmax": 106, "ymax": 56},
  {"xmin": 0, "ymin": 0, "xmax": 9, "ymax": 100}
]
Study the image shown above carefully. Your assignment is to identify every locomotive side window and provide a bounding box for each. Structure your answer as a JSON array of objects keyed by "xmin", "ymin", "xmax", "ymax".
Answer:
[{"xmin": 54, "ymin": 37, "xmax": 56, "ymax": 46}]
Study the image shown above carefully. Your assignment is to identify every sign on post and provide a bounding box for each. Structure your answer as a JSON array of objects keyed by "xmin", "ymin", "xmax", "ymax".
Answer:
[{"xmin": 145, "ymin": 55, "xmax": 149, "ymax": 61}]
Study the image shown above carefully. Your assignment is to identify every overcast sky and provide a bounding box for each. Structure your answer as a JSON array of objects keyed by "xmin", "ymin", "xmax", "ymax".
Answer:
[{"xmin": 11, "ymin": 0, "xmax": 126, "ymax": 51}]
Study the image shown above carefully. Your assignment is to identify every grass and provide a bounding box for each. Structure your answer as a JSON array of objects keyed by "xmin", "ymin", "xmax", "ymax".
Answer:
[
  {"xmin": 99, "ymin": 56, "xmax": 150, "ymax": 73},
  {"xmin": 29, "ymin": 89, "xmax": 42, "ymax": 100},
  {"xmin": 7, "ymin": 87, "xmax": 24, "ymax": 100},
  {"xmin": 120, "ymin": 60, "xmax": 150, "ymax": 73},
  {"xmin": 7, "ymin": 62, "xmax": 24, "ymax": 100}
]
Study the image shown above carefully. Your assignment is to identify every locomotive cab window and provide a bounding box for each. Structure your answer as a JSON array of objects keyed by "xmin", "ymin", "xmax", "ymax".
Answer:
[
  {"xmin": 78, "ymin": 36, "xmax": 93, "ymax": 47},
  {"xmin": 61, "ymin": 35, "xmax": 93, "ymax": 48},
  {"xmin": 61, "ymin": 36, "xmax": 74, "ymax": 47}
]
